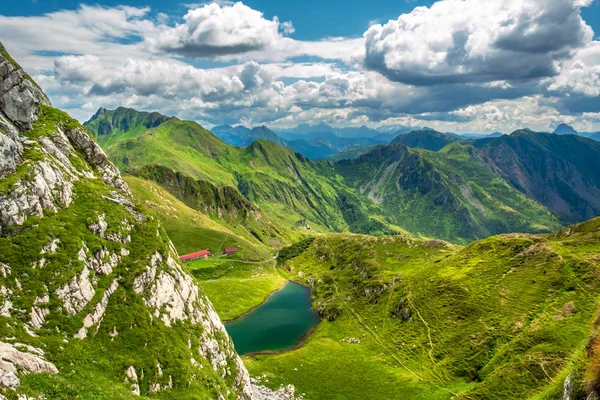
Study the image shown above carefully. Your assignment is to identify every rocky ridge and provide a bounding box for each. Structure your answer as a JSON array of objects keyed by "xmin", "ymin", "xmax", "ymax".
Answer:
[{"xmin": 0, "ymin": 41, "xmax": 262, "ymax": 399}]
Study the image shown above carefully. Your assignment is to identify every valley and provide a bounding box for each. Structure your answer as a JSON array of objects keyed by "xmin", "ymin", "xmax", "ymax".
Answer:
[{"xmin": 83, "ymin": 106, "xmax": 600, "ymax": 399}]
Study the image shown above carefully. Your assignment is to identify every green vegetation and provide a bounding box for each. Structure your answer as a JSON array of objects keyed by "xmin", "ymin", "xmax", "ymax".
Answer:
[
  {"xmin": 86, "ymin": 107, "xmax": 574, "ymax": 244},
  {"xmin": 124, "ymin": 175, "xmax": 286, "ymax": 321},
  {"xmin": 0, "ymin": 178, "xmax": 242, "ymax": 399},
  {"xmin": 244, "ymin": 219, "xmax": 600, "ymax": 399}
]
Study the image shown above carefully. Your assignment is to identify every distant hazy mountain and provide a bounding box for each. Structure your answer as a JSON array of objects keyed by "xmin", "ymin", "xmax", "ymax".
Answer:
[
  {"xmin": 591, "ymin": 132, "xmax": 600, "ymax": 142},
  {"xmin": 390, "ymin": 129, "xmax": 459, "ymax": 151},
  {"xmin": 553, "ymin": 123, "xmax": 578, "ymax": 135},
  {"xmin": 245, "ymin": 126, "xmax": 288, "ymax": 147},
  {"xmin": 454, "ymin": 131, "xmax": 504, "ymax": 139},
  {"xmin": 210, "ymin": 124, "xmax": 252, "ymax": 146}
]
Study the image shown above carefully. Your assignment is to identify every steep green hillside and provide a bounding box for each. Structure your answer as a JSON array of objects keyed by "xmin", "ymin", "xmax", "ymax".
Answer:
[
  {"xmin": 84, "ymin": 107, "xmax": 171, "ymax": 147},
  {"xmin": 390, "ymin": 129, "xmax": 459, "ymax": 151},
  {"xmin": 246, "ymin": 218, "xmax": 600, "ymax": 399},
  {"xmin": 0, "ymin": 45, "xmax": 253, "ymax": 399},
  {"xmin": 473, "ymin": 130, "xmax": 600, "ymax": 224},
  {"xmin": 86, "ymin": 107, "xmax": 574, "ymax": 244},
  {"xmin": 331, "ymin": 144, "xmax": 561, "ymax": 242},
  {"xmin": 131, "ymin": 165, "xmax": 291, "ymax": 247},
  {"xmin": 123, "ymin": 176, "xmax": 286, "ymax": 321}
]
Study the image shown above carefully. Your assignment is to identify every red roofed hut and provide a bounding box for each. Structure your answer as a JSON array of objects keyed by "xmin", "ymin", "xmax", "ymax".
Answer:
[
  {"xmin": 179, "ymin": 250, "xmax": 211, "ymax": 262},
  {"xmin": 224, "ymin": 247, "xmax": 237, "ymax": 255}
]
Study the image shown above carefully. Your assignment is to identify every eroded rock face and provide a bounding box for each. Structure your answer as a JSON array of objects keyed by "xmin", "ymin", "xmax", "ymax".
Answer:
[
  {"xmin": 75, "ymin": 277, "xmax": 119, "ymax": 338},
  {"xmin": 55, "ymin": 267, "xmax": 95, "ymax": 315},
  {"xmin": 0, "ymin": 341, "xmax": 58, "ymax": 389},
  {"xmin": 0, "ymin": 49, "xmax": 50, "ymax": 131},
  {"xmin": 0, "ymin": 160, "xmax": 74, "ymax": 228}
]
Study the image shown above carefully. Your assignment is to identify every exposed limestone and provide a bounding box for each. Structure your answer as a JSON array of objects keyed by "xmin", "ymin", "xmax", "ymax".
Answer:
[
  {"xmin": 563, "ymin": 373, "xmax": 572, "ymax": 400},
  {"xmin": 251, "ymin": 381, "xmax": 301, "ymax": 400},
  {"xmin": 88, "ymin": 214, "xmax": 108, "ymax": 238},
  {"xmin": 55, "ymin": 267, "xmax": 95, "ymax": 315},
  {"xmin": 0, "ymin": 114, "xmax": 21, "ymax": 179},
  {"xmin": 63, "ymin": 127, "xmax": 130, "ymax": 195},
  {"xmin": 0, "ymin": 160, "xmax": 74, "ymax": 228},
  {"xmin": 0, "ymin": 53, "xmax": 50, "ymax": 131},
  {"xmin": 149, "ymin": 383, "xmax": 160, "ymax": 393},
  {"xmin": 0, "ymin": 299, "xmax": 11, "ymax": 317},
  {"xmin": 125, "ymin": 366, "xmax": 140, "ymax": 396},
  {"xmin": 0, "ymin": 341, "xmax": 58, "ymax": 389},
  {"xmin": 40, "ymin": 238, "xmax": 60, "ymax": 254},
  {"xmin": 0, "ymin": 369, "xmax": 19, "ymax": 390},
  {"xmin": 75, "ymin": 278, "xmax": 119, "ymax": 338},
  {"xmin": 29, "ymin": 306, "xmax": 49, "ymax": 330},
  {"xmin": 0, "ymin": 263, "xmax": 10, "ymax": 277}
]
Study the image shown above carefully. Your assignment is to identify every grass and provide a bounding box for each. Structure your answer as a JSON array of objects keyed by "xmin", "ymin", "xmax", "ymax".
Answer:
[
  {"xmin": 0, "ymin": 103, "xmax": 251, "ymax": 399},
  {"xmin": 123, "ymin": 176, "xmax": 289, "ymax": 321},
  {"xmin": 242, "ymin": 220, "xmax": 600, "ymax": 399}
]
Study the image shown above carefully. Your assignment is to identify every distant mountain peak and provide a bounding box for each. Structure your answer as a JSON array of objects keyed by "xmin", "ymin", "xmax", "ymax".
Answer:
[{"xmin": 554, "ymin": 123, "xmax": 578, "ymax": 135}]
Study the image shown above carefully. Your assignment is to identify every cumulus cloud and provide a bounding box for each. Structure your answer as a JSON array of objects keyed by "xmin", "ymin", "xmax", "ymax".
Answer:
[
  {"xmin": 364, "ymin": 0, "xmax": 594, "ymax": 85},
  {"xmin": 150, "ymin": 2, "xmax": 294, "ymax": 57},
  {"xmin": 2, "ymin": 0, "xmax": 600, "ymax": 133}
]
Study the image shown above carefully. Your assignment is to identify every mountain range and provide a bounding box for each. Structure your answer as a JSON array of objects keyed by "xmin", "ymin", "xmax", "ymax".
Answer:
[{"xmin": 84, "ymin": 106, "xmax": 600, "ymax": 244}]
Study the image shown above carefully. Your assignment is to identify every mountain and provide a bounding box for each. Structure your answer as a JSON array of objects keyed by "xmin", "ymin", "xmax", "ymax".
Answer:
[
  {"xmin": 278, "ymin": 124, "xmax": 382, "ymax": 139},
  {"xmin": 390, "ymin": 129, "xmax": 459, "ymax": 151},
  {"xmin": 473, "ymin": 130, "xmax": 600, "ymax": 224},
  {"xmin": 83, "ymin": 106, "xmax": 171, "ymax": 146},
  {"xmin": 553, "ymin": 122, "xmax": 578, "ymax": 135},
  {"xmin": 132, "ymin": 164, "xmax": 289, "ymax": 246},
  {"xmin": 590, "ymin": 132, "xmax": 600, "ymax": 142},
  {"xmin": 324, "ymin": 145, "xmax": 375, "ymax": 161},
  {"xmin": 331, "ymin": 143, "xmax": 560, "ymax": 241},
  {"xmin": 245, "ymin": 126, "xmax": 288, "ymax": 147},
  {"xmin": 210, "ymin": 124, "xmax": 252, "ymax": 146},
  {"xmin": 257, "ymin": 217, "xmax": 600, "ymax": 399},
  {"xmin": 0, "ymin": 43, "xmax": 255, "ymax": 398},
  {"xmin": 85, "ymin": 107, "xmax": 600, "ymax": 244},
  {"xmin": 286, "ymin": 138, "xmax": 338, "ymax": 160}
]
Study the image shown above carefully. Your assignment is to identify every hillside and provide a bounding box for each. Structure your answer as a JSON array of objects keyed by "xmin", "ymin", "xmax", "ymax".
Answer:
[
  {"xmin": 390, "ymin": 129, "xmax": 459, "ymax": 151},
  {"xmin": 472, "ymin": 130, "xmax": 600, "ymax": 224},
  {"xmin": 131, "ymin": 164, "xmax": 291, "ymax": 246},
  {"xmin": 84, "ymin": 107, "xmax": 171, "ymax": 147},
  {"xmin": 331, "ymin": 143, "xmax": 561, "ymax": 242},
  {"xmin": 85, "ymin": 107, "xmax": 581, "ymax": 244},
  {"xmin": 245, "ymin": 218, "xmax": 600, "ymax": 399},
  {"xmin": 0, "ymin": 44, "xmax": 254, "ymax": 399}
]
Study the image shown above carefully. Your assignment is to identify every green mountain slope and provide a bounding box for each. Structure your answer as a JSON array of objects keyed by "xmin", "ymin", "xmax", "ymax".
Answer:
[
  {"xmin": 246, "ymin": 218, "xmax": 600, "ymax": 399},
  {"xmin": 84, "ymin": 107, "xmax": 171, "ymax": 147},
  {"xmin": 472, "ymin": 130, "xmax": 600, "ymax": 224},
  {"xmin": 0, "ymin": 45, "xmax": 253, "ymax": 399},
  {"xmin": 331, "ymin": 143, "xmax": 561, "ymax": 242},
  {"xmin": 131, "ymin": 164, "xmax": 291, "ymax": 246},
  {"xmin": 85, "ymin": 107, "xmax": 580, "ymax": 244}
]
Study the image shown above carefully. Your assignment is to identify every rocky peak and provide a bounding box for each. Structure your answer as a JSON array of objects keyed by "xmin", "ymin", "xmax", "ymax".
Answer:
[{"xmin": 0, "ymin": 41, "xmax": 50, "ymax": 131}]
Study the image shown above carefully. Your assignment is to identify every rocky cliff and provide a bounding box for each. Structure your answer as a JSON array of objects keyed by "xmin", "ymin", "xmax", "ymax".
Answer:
[{"xmin": 0, "ymin": 41, "xmax": 257, "ymax": 399}]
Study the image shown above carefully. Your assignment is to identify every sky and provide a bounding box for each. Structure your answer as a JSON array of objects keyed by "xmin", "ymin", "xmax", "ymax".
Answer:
[{"xmin": 1, "ymin": 0, "xmax": 600, "ymax": 133}]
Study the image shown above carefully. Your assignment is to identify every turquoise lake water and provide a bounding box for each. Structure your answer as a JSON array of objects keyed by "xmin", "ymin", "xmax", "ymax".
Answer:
[{"xmin": 225, "ymin": 281, "xmax": 320, "ymax": 355}]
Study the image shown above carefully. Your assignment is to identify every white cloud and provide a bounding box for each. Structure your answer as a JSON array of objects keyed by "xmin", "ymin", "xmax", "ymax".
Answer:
[
  {"xmin": 2, "ymin": 0, "xmax": 600, "ymax": 133},
  {"xmin": 150, "ymin": 2, "xmax": 294, "ymax": 57},
  {"xmin": 364, "ymin": 0, "xmax": 594, "ymax": 85}
]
